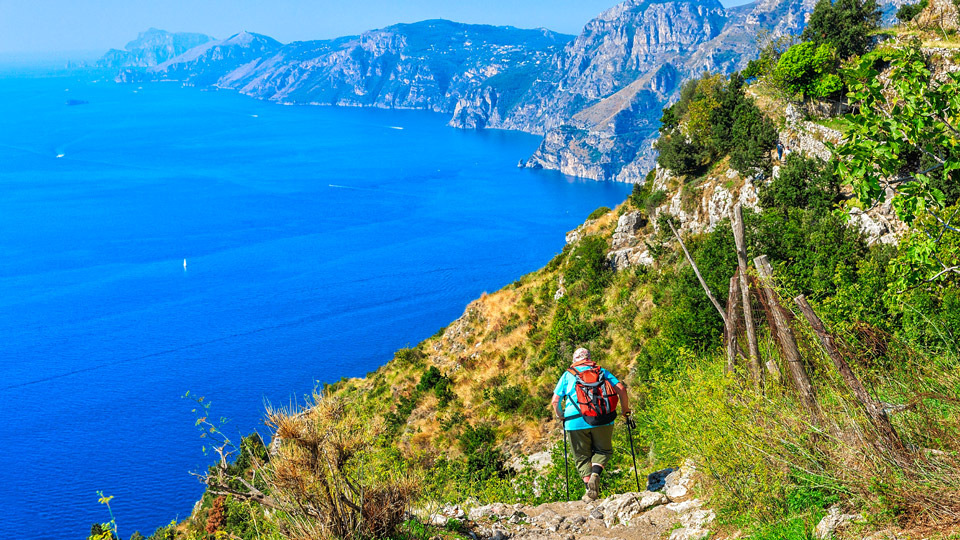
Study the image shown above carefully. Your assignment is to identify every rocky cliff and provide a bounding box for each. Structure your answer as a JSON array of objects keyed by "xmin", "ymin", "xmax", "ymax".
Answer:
[
  {"xmin": 98, "ymin": 28, "xmax": 214, "ymax": 69},
  {"xmin": 116, "ymin": 21, "xmax": 570, "ymax": 112},
  {"xmin": 475, "ymin": 0, "xmax": 823, "ymax": 181}
]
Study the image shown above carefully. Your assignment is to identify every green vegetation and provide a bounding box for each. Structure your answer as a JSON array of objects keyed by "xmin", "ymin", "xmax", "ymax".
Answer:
[
  {"xmin": 897, "ymin": 0, "xmax": 929, "ymax": 22},
  {"xmin": 586, "ymin": 206, "xmax": 611, "ymax": 220},
  {"xmin": 802, "ymin": 0, "xmax": 882, "ymax": 59},
  {"xmin": 656, "ymin": 73, "xmax": 777, "ymax": 176},
  {"xmin": 836, "ymin": 44, "xmax": 960, "ymax": 290},
  {"xmin": 773, "ymin": 41, "xmax": 843, "ymax": 98}
]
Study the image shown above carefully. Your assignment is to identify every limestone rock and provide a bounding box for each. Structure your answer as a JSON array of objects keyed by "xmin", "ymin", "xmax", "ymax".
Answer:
[
  {"xmin": 612, "ymin": 210, "xmax": 646, "ymax": 249},
  {"xmin": 815, "ymin": 506, "xmax": 862, "ymax": 540},
  {"xmin": 665, "ymin": 459, "xmax": 698, "ymax": 502},
  {"xmin": 608, "ymin": 247, "xmax": 654, "ymax": 271}
]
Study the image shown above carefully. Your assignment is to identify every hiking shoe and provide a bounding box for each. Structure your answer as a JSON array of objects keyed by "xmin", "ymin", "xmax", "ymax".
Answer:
[{"xmin": 585, "ymin": 473, "xmax": 600, "ymax": 500}]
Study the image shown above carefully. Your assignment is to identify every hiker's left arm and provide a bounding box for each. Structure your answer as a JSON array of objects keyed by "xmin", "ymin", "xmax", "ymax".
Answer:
[{"xmin": 614, "ymin": 382, "xmax": 631, "ymax": 415}]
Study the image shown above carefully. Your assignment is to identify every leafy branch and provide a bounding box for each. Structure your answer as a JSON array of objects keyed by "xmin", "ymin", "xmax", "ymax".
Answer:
[{"xmin": 834, "ymin": 43, "xmax": 960, "ymax": 289}]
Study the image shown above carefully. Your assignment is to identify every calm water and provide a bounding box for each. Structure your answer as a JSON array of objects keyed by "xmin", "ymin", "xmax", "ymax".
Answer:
[{"xmin": 0, "ymin": 70, "xmax": 630, "ymax": 538}]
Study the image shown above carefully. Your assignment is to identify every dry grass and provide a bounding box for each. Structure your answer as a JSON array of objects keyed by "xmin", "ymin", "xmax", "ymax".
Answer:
[{"xmin": 258, "ymin": 396, "xmax": 419, "ymax": 539}]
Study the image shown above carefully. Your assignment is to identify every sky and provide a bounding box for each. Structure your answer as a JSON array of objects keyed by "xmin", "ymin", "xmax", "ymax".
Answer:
[{"xmin": 0, "ymin": 0, "xmax": 753, "ymax": 55}]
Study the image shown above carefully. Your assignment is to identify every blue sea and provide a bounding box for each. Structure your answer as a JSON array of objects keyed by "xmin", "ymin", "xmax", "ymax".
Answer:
[{"xmin": 0, "ymin": 67, "xmax": 630, "ymax": 539}]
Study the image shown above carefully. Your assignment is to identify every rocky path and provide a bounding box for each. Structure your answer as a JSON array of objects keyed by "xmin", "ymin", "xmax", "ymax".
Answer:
[{"xmin": 428, "ymin": 462, "xmax": 715, "ymax": 540}]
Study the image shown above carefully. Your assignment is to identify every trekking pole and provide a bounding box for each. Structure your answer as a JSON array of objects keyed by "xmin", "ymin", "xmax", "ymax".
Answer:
[
  {"xmin": 625, "ymin": 414, "xmax": 642, "ymax": 493},
  {"xmin": 561, "ymin": 413, "xmax": 570, "ymax": 502}
]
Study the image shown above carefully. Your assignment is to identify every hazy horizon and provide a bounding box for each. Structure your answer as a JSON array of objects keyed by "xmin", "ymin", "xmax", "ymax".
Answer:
[{"xmin": 0, "ymin": 0, "xmax": 754, "ymax": 56}]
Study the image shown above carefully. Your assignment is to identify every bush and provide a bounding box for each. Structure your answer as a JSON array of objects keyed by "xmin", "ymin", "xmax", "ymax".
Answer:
[
  {"xmin": 774, "ymin": 41, "xmax": 842, "ymax": 98},
  {"xmin": 655, "ymin": 133, "xmax": 708, "ymax": 176},
  {"xmin": 564, "ymin": 235, "xmax": 613, "ymax": 297},
  {"xmin": 728, "ymin": 98, "xmax": 779, "ymax": 173},
  {"xmin": 657, "ymin": 72, "xmax": 776, "ymax": 176},
  {"xmin": 395, "ymin": 347, "xmax": 426, "ymax": 366},
  {"xmin": 490, "ymin": 384, "xmax": 526, "ymax": 411},
  {"xmin": 759, "ymin": 153, "xmax": 841, "ymax": 214},
  {"xmin": 458, "ymin": 424, "xmax": 505, "ymax": 480},
  {"xmin": 418, "ymin": 366, "xmax": 455, "ymax": 407}
]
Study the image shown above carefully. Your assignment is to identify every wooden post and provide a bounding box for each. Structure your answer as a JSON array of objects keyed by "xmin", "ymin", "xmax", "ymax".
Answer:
[
  {"xmin": 668, "ymin": 220, "xmax": 728, "ymax": 327},
  {"xmin": 754, "ymin": 255, "xmax": 821, "ymax": 419},
  {"xmin": 732, "ymin": 203, "xmax": 762, "ymax": 381},
  {"xmin": 725, "ymin": 272, "xmax": 742, "ymax": 374},
  {"xmin": 750, "ymin": 275, "xmax": 784, "ymax": 382},
  {"xmin": 794, "ymin": 295, "xmax": 910, "ymax": 462}
]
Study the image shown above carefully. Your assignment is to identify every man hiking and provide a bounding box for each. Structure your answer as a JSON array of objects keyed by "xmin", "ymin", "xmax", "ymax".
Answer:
[{"xmin": 551, "ymin": 347, "xmax": 631, "ymax": 501}]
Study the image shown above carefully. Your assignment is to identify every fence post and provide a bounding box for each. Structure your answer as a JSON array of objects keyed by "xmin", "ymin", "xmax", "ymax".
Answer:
[
  {"xmin": 732, "ymin": 203, "xmax": 762, "ymax": 382},
  {"xmin": 754, "ymin": 255, "xmax": 821, "ymax": 420},
  {"xmin": 794, "ymin": 294, "xmax": 911, "ymax": 463}
]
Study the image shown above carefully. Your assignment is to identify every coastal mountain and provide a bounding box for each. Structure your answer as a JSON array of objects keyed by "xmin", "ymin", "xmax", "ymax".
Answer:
[
  {"xmin": 119, "ymin": 21, "xmax": 571, "ymax": 112},
  {"xmin": 97, "ymin": 28, "xmax": 214, "ymax": 68},
  {"xmin": 117, "ymin": 31, "xmax": 283, "ymax": 86}
]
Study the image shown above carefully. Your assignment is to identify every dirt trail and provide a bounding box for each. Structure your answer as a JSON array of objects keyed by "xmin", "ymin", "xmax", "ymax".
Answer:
[{"xmin": 428, "ymin": 461, "xmax": 714, "ymax": 540}]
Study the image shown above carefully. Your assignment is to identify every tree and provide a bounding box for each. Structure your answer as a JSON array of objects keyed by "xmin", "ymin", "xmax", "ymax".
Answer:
[
  {"xmin": 802, "ymin": 0, "xmax": 882, "ymax": 59},
  {"xmin": 897, "ymin": 0, "xmax": 929, "ymax": 22},
  {"xmin": 835, "ymin": 44, "xmax": 960, "ymax": 289},
  {"xmin": 728, "ymin": 98, "xmax": 779, "ymax": 174},
  {"xmin": 760, "ymin": 153, "xmax": 841, "ymax": 214}
]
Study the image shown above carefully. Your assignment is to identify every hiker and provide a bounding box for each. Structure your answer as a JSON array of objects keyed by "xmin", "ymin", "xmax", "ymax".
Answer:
[{"xmin": 551, "ymin": 347, "xmax": 631, "ymax": 502}]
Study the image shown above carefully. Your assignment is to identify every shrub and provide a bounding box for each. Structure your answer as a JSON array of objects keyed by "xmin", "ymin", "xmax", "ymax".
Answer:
[
  {"xmin": 655, "ymin": 133, "xmax": 708, "ymax": 176},
  {"xmin": 774, "ymin": 41, "xmax": 842, "ymax": 98},
  {"xmin": 259, "ymin": 396, "xmax": 417, "ymax": 539},
  {"xmin": 759, "ymin": 153, "xmax": 841, "ymax": 214},
  {"xmin": 490, "ymin": 384, "xmax": 526, "ymax": 411},
  {"xmin": 657, "ymin": 72, "xmax": 776, "ymax": 175},
  {"xmin": 458, "ymin": 424, "xmax": 505, "ymax": 480},
  {"xmin": 417, "ymin": 366, "xmax": 455, "ymax": 407},
  {"xmin": 395, "ymin": 347, "xmax": 426, "ymax": 366},
  {"xmin": 728, "ymin": 98, "xmax": 779, "ymax": 174},
  {"xmin": 564, "ymin": 235, "xmax": 613, "ymax": 296}
]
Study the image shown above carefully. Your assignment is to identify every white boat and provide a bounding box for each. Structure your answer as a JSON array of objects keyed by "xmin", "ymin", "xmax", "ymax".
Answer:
[{"xmin": 183, "ymin": 258, "xmax": 187, "ymax": 269}]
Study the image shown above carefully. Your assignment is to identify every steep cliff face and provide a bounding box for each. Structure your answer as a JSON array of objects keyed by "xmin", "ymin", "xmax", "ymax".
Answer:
[
  {"xmin": 501, "ymin": 0, "xmax": 822, "ymax": 182},
  {"xmin": 451, "ymin": 0, "xmax": 728, "ymax": 136},
  {"xmin": 98, "ymin": 28, "xmax": 214, "ymax": 69}
]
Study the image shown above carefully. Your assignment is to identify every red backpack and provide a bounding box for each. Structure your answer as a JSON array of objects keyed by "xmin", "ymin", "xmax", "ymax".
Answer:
[{"xmin": 565, "ymin": 361, "xmax": 619, "ymax": 426}]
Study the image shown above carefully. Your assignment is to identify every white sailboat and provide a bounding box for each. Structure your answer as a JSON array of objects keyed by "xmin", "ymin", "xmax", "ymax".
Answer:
[{"xmin": 183, "ymin": 258, "xmax": 187, "ymax": 270}]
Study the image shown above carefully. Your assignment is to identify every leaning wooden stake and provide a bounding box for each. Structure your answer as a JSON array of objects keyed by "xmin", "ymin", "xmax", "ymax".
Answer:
[
  {"xmin": 668, "ymin": 220, "xmax": 727, "ymax": 326},
  {"xmin": 731, "ymin": 203, "xmax": 762, "ymax": 381},
  {"xmin": 725, "ymin": 272, "xmax": 743, "ymax": 374},
  {"xmin": 754, "ymin": 255, "xmax": 821, "ymax": 419},
  {"xmin": 794, "ymin": 295, "xmax": 911, "ymax": 462}
]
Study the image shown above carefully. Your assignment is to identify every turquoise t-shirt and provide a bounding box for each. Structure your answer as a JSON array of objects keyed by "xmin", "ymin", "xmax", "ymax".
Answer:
[{"xmin": 554, "ymin": 364, "xmax": 620, "ymax": 431}]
